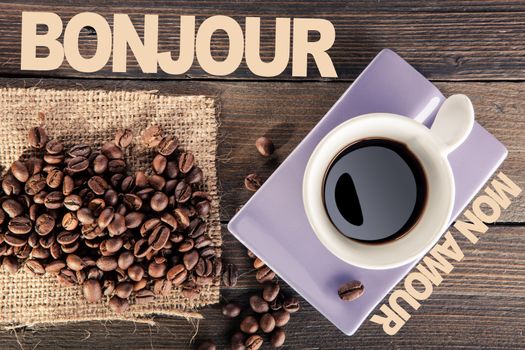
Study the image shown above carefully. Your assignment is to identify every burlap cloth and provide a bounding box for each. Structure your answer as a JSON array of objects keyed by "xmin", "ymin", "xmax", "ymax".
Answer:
[{"xmin": 0, "ymin": 88, "xmax": 221, "ymax": 327}]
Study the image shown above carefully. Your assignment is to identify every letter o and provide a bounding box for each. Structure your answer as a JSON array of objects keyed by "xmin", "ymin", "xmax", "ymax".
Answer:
[
  {"xmin": 472, "ymin": 195, "xmax": 501, "ymax": 223},
  {"xmin": 64, "ymin": 12, "xmax": 112, "ymax": 73},
  {"xmin": 196, "ymin": 16, "xmax": 243, "ymax": 76},
  {"xmin": 404, "ymin": 272, "xmax": 433, "ymax": 300}
]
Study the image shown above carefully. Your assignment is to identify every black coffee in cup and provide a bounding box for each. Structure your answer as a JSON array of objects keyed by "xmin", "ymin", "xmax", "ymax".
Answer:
[{"xmin": 323, "ymin": 138, "xmax": 427, "ymax": 243}]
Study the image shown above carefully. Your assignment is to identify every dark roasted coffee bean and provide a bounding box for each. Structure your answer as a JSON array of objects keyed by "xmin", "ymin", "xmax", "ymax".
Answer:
[
  {"xmin": 148, "ymin": 261, "xmax": 167, "ymax": 278},
  {"xmin": 3, "ymin": 256, "xmax": 19, "ymax": 274},
  {"xmin": 178, "ymin": 152, "xmax": 194, "ymax": 173},
  {"xmin": 283, "ymin": 297, "xmax": 300, "ymax": 313},
  {"xmin": 115, "ymin": 282, "xmax": 133, "ymax": 299},
  {"xmin": 149, "ymin": 225, "xmax": 170, "ymax": 251},
  {"xmin": 167, "ymin": 264, "xmax": 187, "ymax": 286},
  {"xmin": 62, "ymin": 175, "xmax": 74, "ymax": 195},
  {"xmin": 152, "ymin": 154, "xmax": 167, "ymax": 174},
  {"xmin": 165, "ymin": 161, "xmax": 179, "ymax": 179},
  {"xmin": 102, "ymin": 141, "xmax": 124, "ymax": 160},
  {"xmin": 77, "ymin": 207, "xmax": 94, "ymax": 225},
  {"xmin": 148, "ymin": 174, "xmax": 165, "ymax": 191},
  {"xmin": 270, "ymin": 328, "xmax": 286, "ymax": 348},
  {"xmin": 160, "ymin": 212, "xmax": 178, "ymax": 231},
  {"xmin": 133, "ymin": 279, "xmax": 147, "ymax": 292},
  {"xmin": 338, "ymin": 280, "xmax": 365, "ymax": 302},
  {"xmin": 45, "ymin": 260, "xmax": 66, "ymax": 274},
  {"xmin": 63, "ymin": 194, "xmax": 82, "ymax": 211},
  {"xmin": 25, "ymin": 173, "xmax": 46, "ymax": 195},
  {"xmin": 109, "ymin": 296, "xmax": 129, "ymax": 313},
  {"xmin": 120, "ymin": 175, "xmax": 135, "ymax": 192},
  {"xmin": 66, "ymin": 254, "xmax": 86, "ymax": 271},
  {"xmin": 123, "ymin": 211, "xmax": 143, "ymax": 229},
  {"xmin": 109, "ymin": 173, "xmax": 124, "ymax": 188},
  {"xmin": 253, "ymin": 258, "xmax": 265, "ymax": 269},
  {"xmin": 57, "ymin": 268, "xmax": 77, "ymax": 286},
  {"xmin": 44, "ymin": 153, "xmax": 64, "ymax": 165},
  {"xmin": 44, "ymin": 191, "xmax": 64, "ymax": 209},
  {"xmin": 45, "ymin": 139, "xmax": 64, "ymax": 154},
  {"xmin": 263, "ymin": 282, "xmax": 280, "ymax": 302},
  {"xmin": 260, "ymin": 313, "xmax": 276, "ymax": 333},
  {"xmin": 186, "ymin": 167, "xmax": 203, "ymax": 185},
  {"xmin": 11, "ymin": 161, "xmax": 29, "ymax": 183},
  {"xmin": 135, "ymin": 289, "xmax": 155, "ymax": 304},
  {"xmin": 195, "ymin": 258, "xmax": 206, "ymax": 276},
  {"xmin": 38, "ymin": 234, "xmax": 55, "ymax": 249},
  {"xmin": 230, "ymin": 332, "xmax": 245, "ymax": 350},
  {"xmin": 28, "ymin": 127, "xmax": 48, "ymax": 148},
  {"xmin": 2, "ymin": 199, "xmax": 24, "ymax": 218},
  {"xmin": 183, "ymin": 250, "xmax": 199, "ymax": 270},
  {"xmin": 117, "ymin": 251, "xmax": 134, "ymax": 270},
  {"xmin": 33, "ymin": 191, "xmax": 47, "ymax": 205},
  {"xmin": 222, "ymin": 264, "xmax": 238, "ymax": 287},
  {"xmin": 104, "ymin": 189, "xmax": 118, "ymax": 206},
  {"xmin": 62, "ymin": 212, "xmax": 79, "ymax": 231},
  {"xmin": 128, "ymin": 264, "xmax": 145, "ymax": 282},
  {"xmin": 240, "ymin": 315, "xmax": 259, "ymax": 334},
  {"xmin": 96, "ymin": 256, "xmax": 117, "ymax": 271},
  {"xmin": 88, "ymin": 198, "xmax": 106, "ymax": 216},
  {"xmin": 88, "ymin": 176, "xmax": 108, "ymax": 195},
  {"xmin": 141, "ymin": 125, "xmax": 163, "ymax": 147},
  {"xmin": 173, "ymin": 181, "xmax": 190, "ymax": 204},
  {"xmin": 195, "ymin": 200, "xmax": 211, "ymax": 217},
  {"xmin": 8, "ymin": 216, "xmax": 32, "ymax": 234},
  {"xmin": 27, "ymin": 232, "xmax": 38, "ymax": 247},
  {"xmin": 50, "ymin": 242, "xmax": 62, "ymax": 259},
  {"xmin": 250, "ymin": 295, "xmax": 269, "ymax": 313},
  {"xmin": 255, "ymin": 136, "xmax": 275, "ymax": 157},
  {"xmin": 136, "ymin": 187, "xmax": 154, "ymax": 201},
  {"xmin": 36, "ymin": 213, "xmax": 55, "ymax": 236},
  {"xmin": 3, "ymin": 174, "xmax": 22, "ymax": 195},
  {"xmin": 134, "ymin": 171, "xmax": 148, "ymax": 188},
  {"xmin": 150, "ymin": 191, "xmax": 168, "ymax": 212},
  {"xmin": 153, "ymin": 278, "xmax": 172, "ymax": 296},
  {"xmin": 26, "ymin": 157, "xmax": 43, "ymax": 176},
  {"xmin": 200, "ymin": 246, "xmax": 216, "ymax": 258},
  {"xmin": 194, "ymin": 235, "xmax": 212, "ymax": 250},
  {"xmin": 61, "ymin": 241, "xmax": 80, "ymax": 254},
  {"xmin": 31, "ymin": 246, "xmax": 49, "ymax": 259},
  {"xmin": 212, "ymin": 258, "xmax": 222, "ymax": 278},
  {"xmin": 245, "ymin": 335, "xmax": 263, "ymax": 350},
  {"xmin": 196, "ymin": 340, "xmax": 216, "ymax": 350},
  {"xmin": 93, "ymin": 154, "xmax": 108, "ymax": 174},
  {"xmin": 157, "ymin": 136, "xmax": 179, "ymax": 156},
  {"xmin": 272, "ymin": 310, "xmax": 290, "ymax": 327},
  {"xmin": 256, "ymin": 266, "xmax": 275, "ymax": 283},
  {"xmin": 101, "ymin": 237, "xmax": 123, "ymax": 255},
  {"xmin": 83, "ymin": 279, "xmax": 102, "ymax": 303},
  {"xmin": 25, "ymin": 259, "xmax": 45, "ymax": 275},
  {"xmin": 189, "ymin": 221, "xmax": 207, "ymax": 239},
  {"xmin": 178, "ymin": 239, "xmax": 194, "ymax": 253},
  {"xmin": 108, "ymin": 159, "xmax": 126, "ymax": 173},
  {"xmin": 123, "ymin": 194, "xmax": 142, "ymax": 211},
  {"xmin": 46, "ymin": 169, "xmax": 64, "ymax": 189},
  {"xmin": 114, "ymin": 128, "xmax": 133, "ymax": 148},
  {"xmin": 222, "ymin": 303, "xmax": 241, "ymax": 318},
  {"xmin": 174, "ymin": 208, "xmax": 190, "ymax": 229},
  {"xmin": 68, "ymin": 144, "xmax": 92, "ymax": 158},
  {"xmin": 244, "ymin": 174, "xmax": 262, "ymax": 192},
  {"xmin": 67, "ymin": 156, "xmax": 89, "ymax": 173},
  {"xmin": 57, "ymin": 231, "xmax": 80, "ymax": 246},
  {"xmin": 87, "ymin": 267, "xmax": 103, "ymax": 280},
  {"xmin": 98, "ymin": 207, "xmax": 115, "ymax": 229},
  {"xmin": 4, "ymin": 234, "xmax": 27, "ymax": 247},
  {"xmin": 108, "ymin": 213, "xmax": 126, "ymax": 236}
]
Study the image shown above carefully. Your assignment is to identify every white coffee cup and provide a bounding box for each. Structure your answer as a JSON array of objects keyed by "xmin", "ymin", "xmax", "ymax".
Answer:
[{"xmin": 303, "ymin": 95, "xmax": 475, "ymax": 269}]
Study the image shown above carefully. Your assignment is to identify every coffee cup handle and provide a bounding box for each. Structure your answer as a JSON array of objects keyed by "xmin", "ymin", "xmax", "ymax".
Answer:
[{"xmin": 430, "ymin": 94, "xmax": 475, "ymax": 155}]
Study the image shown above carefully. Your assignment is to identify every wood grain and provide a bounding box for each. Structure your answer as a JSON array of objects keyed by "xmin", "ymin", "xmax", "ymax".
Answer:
[
  {"xmin": 0, "ymin": 225, "xmax": 523, "ymax": 349},
  {"xmin": 1, "ymin": 1, "xmax": 525, "ymax": 81},
  {"xmin": 0, "ymin": 77, "xmax": 522, "ymax": 222}
]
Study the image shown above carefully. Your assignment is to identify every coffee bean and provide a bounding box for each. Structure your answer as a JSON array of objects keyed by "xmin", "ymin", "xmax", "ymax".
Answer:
[
  {"xmin": 120, "ymin": 175, "xmax": 135, "ymax": 192},
  {"xmin": 25, "ymin": 173, "xmax": 46, "ymax": 195},
  {"xmin": 174, "ymin": 208, "xmax": 190, "ymax": 229},
  {"xmin": 117, "ymin": 251, "xmax": 134, "ymax": 270},
  {"xmin": 61, "ymin": 241, "xmax": 80, "ymax": 254},
  {"xmin": 96, "ymin": 256, "xmax": 118, "ymax": 271},
  {"xmin": 255, "ymin": 136, "xmax": 275, "ymax": 157},
  {"xmin": 183, "ymin": 250, "xmax": 199, "ymax": 270},
  {"xmin": 178, "ymin": 152, "xmax": 194, "ymax": 174},
  {"xmin": 83, "ymin": 279, "xmax": 102, "ymax": 303},
  {"xmin": 270, "ymin": 328, "xmax": 286, "ymax": 348},
  {"xmin": 152, "ymin": 154, "xmax": 167, "ymax": 174},
  {"xmin": 115, "ymin": 282, "xmax": 133, "ymax": 299},
  {"xmin": 196, "ymin": 340, "xmax": 216, "ymax": 350},
  {"xmin": 272, "ymin": 310, "xmax": 290, "ymax": 327},
  {"xmin": 66, "ymin": 254, "xmax": 85, "ymax": 271},
  {"xmin": 115, "ymin": 128, "xmax": 133, "ymax": 148},
  {"xmin": 102, "ymin": 142, "xmax": 124, "ymax": 160},
  {"xmin": 46, "ymin": 169, "xmax": 64, "ymax": 189},
  {"xmin": 256, "ymin": 266, "xmax": 275, "ymax": 283},
  {"xmin": 165, "ymin": 161, "xmax": 179, "ymax": 179},
  {"xmin": 44, "ymin": 191, "xmax": 64, "ymax": 209},
  {"xmin": 88, "ymin": 198, "xmax": 106, "ymax": 216},
  {"xmin": 25, "ymin": 259, "xmax": 45, "ymax": 275},
  {"xmin": 57, "ymin": 231, "xmax": 80, "ymax": 245},
  {"xmin": 68, "ymin": 144, "xmax": 92, "ymax": 158},
  {"xmin": 338, "ymin": 280, "xmax": 365, "ymax": 302},
  {"xmin": 108, "ymin": 159, "xmax": 126, "ymax": 173},
  {"xmin": 230, "ymin": 332, "xmax": 245, "ymax": 350},
  {"xmin": 2, "ymin": 199, "xmax": 24, "ymax": 218},
  {"xmin": 4, "ymin": 234, "xmax": 27, "ymax": 247},
  {"xmin": 167, "ymin": 264, "xmax": 188, "ymax": 286},
  {"xmin": 142, "ymin": 125, "xmax": 164, "ymax": 148},
  {"xmin": 222, "ymin": 263, "xmax": 239, "ymax": 288},
  {"xmin": 175, "ymin": 181, "xmax": 191, "ymax": 203},
  {"xmin": 25, "ymin": 157, "xmax": 44, "ymax": 176},
  {"xmin": 153, "ymin": 278, "xmax": 172, "ymax": 296},
  {"xmin": 245, "ymin": 335, "xmax": 263, "ymax": 350},
  {"xmin": 67, "ymin": 156, "xmax": 89, "ymax": 173},
  {"xmin": 101, "ymin": 237, "xmax": 123, "ymax": 255},
  {"xmin": 222, "ymin": 303, "xmax": 241, "ymax": 318},
  {"xmin": 240, "ymin": 315, "xmax": 259, "ymax": 334},
  {"xmin": 28, "ymin": 127, "xmax": 48, "ymax": 149},
  {"xmin": 57, "ymin": 268, "xmax": 77, "ymax": 286},
  {"xmin": 148, "ymin": 261, "xmax": 167, "ymax": 278},
  {"xmin": 250, "ymin": 295, "xmax": 269, "ymax": 313},
  {"xmin": 135, "ymin": 289, "xmax": 155, "ymax": 304},
  {"xmin": 8, "ymin": 216, "xmax": 32, "ymax": 234},
  {"xmin": 88, "ymin": 176, "xmax": 108, "ymax": 195},
  {"xmin": 105, "ymin": 189, "xmax": 119, "ymax": 206},
  {"xmin": 283, "ymin": 297, "xmax": 300, "ymax": 313},
  {"xmin": 108, "ymin": 213, "xmax": 126, "ymax": 236},
  {"xmin": 50, "ymin": 242, "xmax": 62, "ymax": 260},
  {"xmin": 133, "ymin": 278, "xmax": 148, "ymax": 292},
  {"xmin": 186, "ymin": 167, "xmax": 203, "ymax": 184},
  {"xmin": 260, "ymin": 313, "xmax": 276, "ymax": 333},
  {"xmin": 3, "ymin": 256, "xmax": 19, "ymax": 274},
  {"xmin": 76, "ymin": 207, "xmax": 94, "ymax": 225},
  {"xmin": 63, "ymin": 194, "xmax": 82, "ymax": 211},
  {"xmin": 11, "ymin": 161, "xmax": 29, "ymax": 183},
  {"xmin": 62, "ymin": 175, "xmax": 74, "ymax": 196},
  {"xmin": 149, "ymin": 225, "xmax": 170, "ymax": 251},
  {"xmin": 244, "ymin": 174, "xmax": 262, "ymax": 192},
  {"xmin": 45, "ymin": 260, "xmax": 66, "ymax": 274},
  {"xmin": 109, "ymin": 296, "xmax": 129, "ymax": 313},
  {"xmin": 93, "ymin": 154, "xmax": 108, "ymax": 174},
  {"xmin": 263, "ymin": 282, "xmax": 280, "ymax": 302},
  {"xmin": 253, "ymin": 257, "xmax": 265, "ymax": 269},
  {"xmin": 3, "ymin": 174, "xmax": 22, "ymax": 196},
  {"xmin": 128, "ymin": 264, "xmax": 144, "ymax": 282},
  {"xmin": 61, "ymin": 212, "xmax": 79, "ymax": 231},
  {"xmin": 45, "ymin": 139, "xmax": 64, "ymax": 154},
  {"xmin": 150, "ymin": 191, "xmax": 168, "ymax": 212},
  {"xmin": 195, "ymin": 200, "xmax": 211, "ymax": 217}
]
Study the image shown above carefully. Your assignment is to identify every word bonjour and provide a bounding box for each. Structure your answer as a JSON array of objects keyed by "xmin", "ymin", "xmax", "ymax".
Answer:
[
  {"xmin": 20, "ymin": 12, "xmax": 337, "ymax": 77},
  {"xmin": 370, "ymin": 172, "xmax": 522, "ymax": 335}
]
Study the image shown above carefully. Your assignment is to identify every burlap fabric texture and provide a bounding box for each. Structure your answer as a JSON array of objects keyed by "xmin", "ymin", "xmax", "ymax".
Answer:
[{"xmin": 0, "ymin": 88, "xmax": 220, "ymax": 327}]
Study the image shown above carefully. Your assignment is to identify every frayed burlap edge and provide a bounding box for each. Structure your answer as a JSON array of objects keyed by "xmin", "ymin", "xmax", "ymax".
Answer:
[{"xmin": 0, "ymin": 88, "xmax": 221, "ymax": 328}]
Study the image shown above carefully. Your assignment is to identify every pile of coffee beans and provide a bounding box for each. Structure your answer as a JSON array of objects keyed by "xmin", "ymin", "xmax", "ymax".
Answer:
[{"xmin": 0, "ymin": 125, "xmax": 218, "ymax": 312}]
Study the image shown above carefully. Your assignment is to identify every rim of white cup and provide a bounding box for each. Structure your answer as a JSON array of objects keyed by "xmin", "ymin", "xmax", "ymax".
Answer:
[{"xmin": 303, "ymin": 114, "xmax": 455, "ymax": 270}]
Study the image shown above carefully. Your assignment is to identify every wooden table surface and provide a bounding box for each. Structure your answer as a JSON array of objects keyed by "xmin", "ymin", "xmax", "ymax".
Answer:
[{"xmin": 0, "ymin": 1, "xmax": 524, "ymax": 349}]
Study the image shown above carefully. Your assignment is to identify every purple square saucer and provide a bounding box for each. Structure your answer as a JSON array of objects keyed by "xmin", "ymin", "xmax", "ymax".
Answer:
[{"xmin": 228, "ymin": 49, "xmax": 507, "ymax": 335}]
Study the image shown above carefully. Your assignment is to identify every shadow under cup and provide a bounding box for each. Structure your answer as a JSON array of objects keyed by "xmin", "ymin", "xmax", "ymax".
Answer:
[{"xmin": 322, "ymin": 138, "xmax": 428, "ymax": 244}]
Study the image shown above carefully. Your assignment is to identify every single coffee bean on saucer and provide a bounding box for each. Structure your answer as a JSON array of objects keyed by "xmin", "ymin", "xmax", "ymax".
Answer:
[{"xmin": 337, "ymin": 280, "xmax": 365, "ymax": 301}]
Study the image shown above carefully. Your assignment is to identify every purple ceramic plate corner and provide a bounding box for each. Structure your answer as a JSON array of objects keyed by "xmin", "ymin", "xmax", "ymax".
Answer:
[{"xmin": 228, "ymin": 49, "xmax": 507, "ymax": 335}]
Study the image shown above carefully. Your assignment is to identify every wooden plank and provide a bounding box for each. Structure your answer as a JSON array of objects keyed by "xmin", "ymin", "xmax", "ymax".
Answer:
[
  {"xmin": 0, "ymin": 77, "xmax": 522, "ymax": 222},
  {"xmin": 0, "ymin": 225, "xmax": 523, "ymax": 349},
  {"xmin": 1, "ymin": 2, "xmax": 525, "ymax": 81}
]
